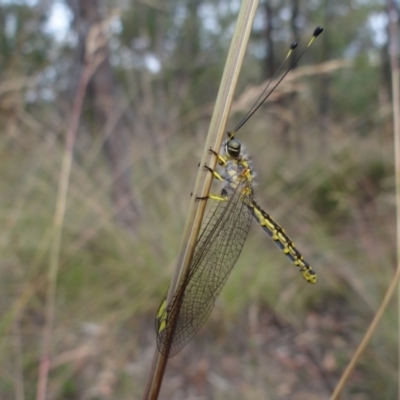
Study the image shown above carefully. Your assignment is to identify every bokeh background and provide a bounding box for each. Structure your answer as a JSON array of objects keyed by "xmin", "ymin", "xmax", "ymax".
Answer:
[{"xmin": 0, "ymin": 0, "xmax": 397, "ymax": 399}]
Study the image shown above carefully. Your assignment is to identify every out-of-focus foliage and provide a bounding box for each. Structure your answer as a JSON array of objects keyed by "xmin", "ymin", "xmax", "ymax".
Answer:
[
  {"xmin": 0, "ymin": 3, "xmax": 53, "ymax": 74},
  {"xmin": 0, "ymin": 0, "xmax": 397, "ymax": 399}
]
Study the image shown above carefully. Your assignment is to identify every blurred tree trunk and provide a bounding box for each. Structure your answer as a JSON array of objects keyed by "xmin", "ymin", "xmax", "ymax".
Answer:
[
  {"xmin": 379, "ymin": 6, "xmax": 392, "ymax": 106},
  {"xmin": 318, "ymin": 0, "xmax": 332, "ymax": 149},
  {"xmin": 263, "ymin": 0, "xmax": 274, "ymax": 79},
  {"xmin": 288, "ymin": 0, "xmax": 301, "ymax": 153},
  {"xmin": 67, "ymin": 0, "xmax": 139, "ymax": 228},
  {"xmin": 290, "ymin": 0, "xmax": 299, "ymax": 45},
  {"xmin": 264, "ymin": 0, "xmax": 300, "ymax": 150}
]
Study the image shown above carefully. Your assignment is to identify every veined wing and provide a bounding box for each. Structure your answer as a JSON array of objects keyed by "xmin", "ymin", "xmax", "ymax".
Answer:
[
  {"xmin": 247, "ymin": 199, "xmax": 317, "ymax": 283},
  {"xmin": 156, "ymin": 178, "xmax": 252, "ymax": 357}
]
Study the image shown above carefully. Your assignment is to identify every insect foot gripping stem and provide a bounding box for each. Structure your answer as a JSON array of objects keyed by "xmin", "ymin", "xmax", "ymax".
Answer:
[{"xmin": 154, "ymin": 26, "xmax": 323, "ymax": 357}]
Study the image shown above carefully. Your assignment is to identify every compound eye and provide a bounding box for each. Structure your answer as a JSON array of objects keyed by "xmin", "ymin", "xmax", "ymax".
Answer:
[{"xmin": 227, "ymin": 139, "xmax": 241, "ymax": 158}]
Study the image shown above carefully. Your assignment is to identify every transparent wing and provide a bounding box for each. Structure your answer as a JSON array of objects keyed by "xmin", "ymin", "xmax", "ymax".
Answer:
[{"xmin": 156, "ymin": 180, "xmax": 252, "ymax": 357}]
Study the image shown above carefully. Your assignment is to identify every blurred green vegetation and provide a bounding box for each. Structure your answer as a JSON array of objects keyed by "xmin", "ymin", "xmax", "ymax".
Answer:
[{"xmin": 0, "ymin": 0, "xmax": 397, "ymax": 399}]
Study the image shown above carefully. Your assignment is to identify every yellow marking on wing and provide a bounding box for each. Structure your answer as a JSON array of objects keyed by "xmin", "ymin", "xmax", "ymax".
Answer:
[{"xmin": 156, "ymin": 299, "xmax": 168, "ymax": 333}]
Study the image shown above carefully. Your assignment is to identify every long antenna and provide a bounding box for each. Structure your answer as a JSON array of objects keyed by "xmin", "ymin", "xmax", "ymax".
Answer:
[
  {"xmin": 235, "ymin": 41, "xmax": 298, "ymax": 132},
  {"xmin": 228, "ymin": 26, "xmax": 323, "ymax": 138}
]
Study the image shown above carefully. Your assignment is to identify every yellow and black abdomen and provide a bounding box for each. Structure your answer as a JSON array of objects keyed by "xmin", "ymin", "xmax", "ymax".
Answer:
[{"xmin": 247, "ymin": 199, "xmax": 317, "ymax": 284}]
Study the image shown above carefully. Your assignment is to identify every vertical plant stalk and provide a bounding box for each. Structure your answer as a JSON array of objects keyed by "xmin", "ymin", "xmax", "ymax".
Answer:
[
  {"xmin": 391, "ymin": 0, "xmax": 400, "ymax": 395},
  {"xmin": 141, "ymin": 1, "xmax": 259, "ymax": 399},
  {"xmin": 13, "ymin": 316, "xmax": 25, "ymax": 400},
  {"xmin": 35, "ymin": 28, "xmax": 107, "ymax": 400},
  {"xmin": 330, "ymin": 1, "xmax": 400, "ymax": 399}
]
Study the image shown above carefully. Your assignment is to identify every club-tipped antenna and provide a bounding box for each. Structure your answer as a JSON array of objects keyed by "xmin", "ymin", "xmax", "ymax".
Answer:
[
  {"xmin": 233, "ymin": 41, "xmax": 298, "ymax": 135},
  {"xmin": 228, "ymin": 26, "xmax": 323, "ymax": 139}
]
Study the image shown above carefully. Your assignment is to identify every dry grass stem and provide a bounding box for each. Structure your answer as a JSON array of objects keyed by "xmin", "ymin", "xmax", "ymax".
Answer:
[
  {"xmin": 35, "ymin": 22, "xmax": 109, "ymax": 400},
  {"xmin": 330, "ymin": 1, "xmax": 400, "ymax": 398},
  {"xmin": 141, "ymin": 1, "xmax": 260, "ymax": 399}
]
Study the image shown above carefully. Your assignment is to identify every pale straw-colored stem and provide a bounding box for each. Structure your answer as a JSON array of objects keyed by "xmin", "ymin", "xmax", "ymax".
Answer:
[
  {"xmin": 141, "ymin": 1, "xmax": 259, "ymax": 399},
  {"xmin": 330, "ymin": 1, "xmax": 400, "ymax": 398},
  {"xmin": 35, "ymin": 30, "xmax": 106, "ymax": 400}
]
